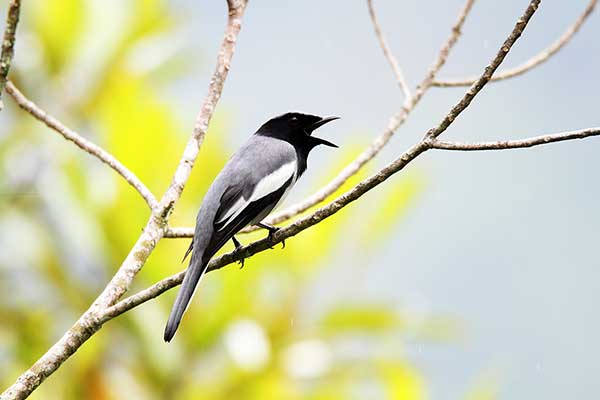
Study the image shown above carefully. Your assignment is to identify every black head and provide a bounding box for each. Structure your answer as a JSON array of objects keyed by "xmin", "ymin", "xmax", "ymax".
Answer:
[{"xmin": 256, "ymin": 112, "xmax": 339, "ymax": 150}]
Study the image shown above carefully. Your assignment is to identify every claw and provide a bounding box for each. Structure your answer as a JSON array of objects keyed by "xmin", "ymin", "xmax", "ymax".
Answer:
[
  {"xmin": 257, "ymin": 222, "xmax": 287, "ymax": 250},
  {"xmin": 267, "ymin": 228, "xmax": 279, "ymax": 249},
  {"xmin": 231, "ymin": 236, "xmax": 246, "ymax": 268}
]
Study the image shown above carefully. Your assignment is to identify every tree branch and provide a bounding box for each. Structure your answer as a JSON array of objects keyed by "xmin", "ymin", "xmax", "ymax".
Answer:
[
  {"xmin": 1, "ymin": 2, "xmax": 247, "ymax": 399},
  {"xmin": 0, "ymin": 0, "xmax": 21, "ymax": 110},
  {"xmin": 433, "ymin": 0, "xmax": 596, "ymax": 87},
  {"xmin": 165, "ymin": 0, "xmax": 478, "ymax": 239},
  {"xmin": 431, "ymin": 127, "xmax": 600, "ymax": 151},
  {"xmin": 110, "ymin": 0, "xmax": 542, "ymax": 322},
  {"xmin": 5, "ymin": 81, "xmax": 159, "ymax": 210},
  {"xmin": 424, "ymin": 0, "xmax": 540, "ymax": 140},
  {"xmin": 367, "ymin": 0, "xmax": 411, "ymax": 101}
]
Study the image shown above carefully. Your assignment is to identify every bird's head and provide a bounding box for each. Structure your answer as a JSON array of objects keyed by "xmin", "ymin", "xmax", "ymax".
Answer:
[{"xmin": 256, "ymin": 112, "xmax": 339, "ymax": 149}]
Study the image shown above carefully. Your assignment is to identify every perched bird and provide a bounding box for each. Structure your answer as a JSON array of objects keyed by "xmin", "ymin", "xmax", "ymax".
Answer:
[{"xmin": 164, "ymin": 112, "xmax": 339, "ymax": 342}]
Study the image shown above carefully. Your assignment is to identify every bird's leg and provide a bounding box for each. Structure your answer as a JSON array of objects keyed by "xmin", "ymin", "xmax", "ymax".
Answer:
[
  {"xmin": 257, "ymin": 222, "xmax": 285, "ymax": 249},
  {"xmin": 231, "ymin": 235, "xmax": 242, "ymax": 249},
  {"xmin": 231, "ymin": 236, "xmax": 246, "ymax": 268}
]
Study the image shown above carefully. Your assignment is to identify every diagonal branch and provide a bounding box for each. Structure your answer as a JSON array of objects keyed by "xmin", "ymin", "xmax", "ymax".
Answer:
[
  {"xmin": 1, "ymin": 2, "xmax": 248, "ymax": 399},
  {"xmin": 0, "ymin": 0, "xmax": 21, "ymax": 109},
  {"xmin": 433, "ymin": 0, "xmax": 596, "ymax": 87},
  {"xmin": 164, "ymin": 0, "xmax": 478, "ymax": 239},
  {"xmin": 112, "ymin": 0, "xmax": 542, "ymax": 319},
  {"xmin": 367, "ymin": 0, "xmax": 411, "ymax": 101},
  {"xmin": 5, "ymin": 81, "xmax": 159, "ymax": 210},
  {"xmin": 155, "ymin": 0, "xmax": 247, "ymax": 218},
  {"xmin": 424, "ymin": 1, "xmax": 541, "ymax": 141},
  {"xmin": 431, "ymin": 127, "xmax": 600, "ymax": 151}
]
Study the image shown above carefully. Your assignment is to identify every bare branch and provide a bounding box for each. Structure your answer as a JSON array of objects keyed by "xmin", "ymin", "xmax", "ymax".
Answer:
[
  {"xmin": 433, "ymin": 0, "xmax": 596, "ymax": 87},
  {"xmin": 1, "ymin": 2, "xmax": 248, "ymax": 399},
  {"xmin": 431, "ymin": 127, "xmax": 600, "ymax": 151},
  {"xmin": 5, "ymin": 81, "xmax": 159, "ymax": 210},
  {"xmin": 154, "ymin": 1, "xmax": 246, "ymax": 217},
  {"xmin": 164, "ymin": 226, "xmax": 194, "ymax": 238},
  {"xmin": 102, "ymin": 269, "xmax": 186, "ymax": 320},
  {"xmin": 0, "ymin": 0, "xmax": 21, "ymax": 109},
  {"xmin": 111, "ymin": 0, "xmax": 541, "ymax": 319},
  {"xmin": 367, "ymin": 0, "xmax": 411, "ymax": 101},
  {"xmin": 425, "ymin": 0, "xmax": 540, "ymax": 140}
]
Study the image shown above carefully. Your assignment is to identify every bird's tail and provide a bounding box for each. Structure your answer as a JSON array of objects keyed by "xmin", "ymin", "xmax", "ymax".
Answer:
[{"xmin": 164, "ymin": 251, "xmax": 208, "ymax": 342}]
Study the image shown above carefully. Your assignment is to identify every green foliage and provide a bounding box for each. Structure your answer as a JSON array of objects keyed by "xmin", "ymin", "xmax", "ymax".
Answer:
[{"xmin": 321, "ymin": 305, "xmax": 401, "ymax": 334}]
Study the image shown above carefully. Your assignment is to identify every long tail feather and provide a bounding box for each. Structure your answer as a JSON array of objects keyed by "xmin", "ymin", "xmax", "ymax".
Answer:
[{"xmin": 164, "ymin": 253, "xmax": 207, "ymax": 342}]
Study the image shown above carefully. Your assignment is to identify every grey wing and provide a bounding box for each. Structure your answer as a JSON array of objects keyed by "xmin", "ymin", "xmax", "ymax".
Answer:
[{"xmin": 202, "ymin": 136, "xmax": 297, "ymax": 257}]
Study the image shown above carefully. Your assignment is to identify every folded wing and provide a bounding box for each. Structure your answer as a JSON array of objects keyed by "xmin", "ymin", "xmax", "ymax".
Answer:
[{"xmin": 207, "ymin": 160, "xmax": 296, "ymax": 256}]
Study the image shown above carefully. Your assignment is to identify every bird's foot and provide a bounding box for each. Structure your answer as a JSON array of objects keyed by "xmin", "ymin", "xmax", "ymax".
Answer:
[
  {"xmin": 257, "ymin": 222, "xmax": 284, "ymax": 249},
  {"xmin": 231, "ymin": 236, "xmax": 246, "ymax": 269}
]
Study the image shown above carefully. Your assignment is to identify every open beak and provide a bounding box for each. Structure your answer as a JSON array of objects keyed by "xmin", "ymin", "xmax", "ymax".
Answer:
[
  {"xmin": 310, "ymin": 116, "xmax": 340, "ymax": 131},
  {"xmin": 309, "ymin": 116, "xmax": 339, "ymax": 148}
]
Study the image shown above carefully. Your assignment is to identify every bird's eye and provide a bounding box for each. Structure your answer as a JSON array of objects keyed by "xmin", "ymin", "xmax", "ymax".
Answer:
[{"xmin": 291, "ymin": 116, "xmax": 298, "ymax": 122}]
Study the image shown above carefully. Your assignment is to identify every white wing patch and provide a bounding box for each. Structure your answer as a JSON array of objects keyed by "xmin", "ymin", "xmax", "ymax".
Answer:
[{"xmin": 216, "ymin": 161, "xmax": 297, "ymax": 230}]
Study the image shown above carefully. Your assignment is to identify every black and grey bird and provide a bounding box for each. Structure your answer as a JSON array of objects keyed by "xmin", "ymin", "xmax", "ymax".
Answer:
[{"xmin": 164, "ymin": 112, "xmax": 339, "ymax": 342}]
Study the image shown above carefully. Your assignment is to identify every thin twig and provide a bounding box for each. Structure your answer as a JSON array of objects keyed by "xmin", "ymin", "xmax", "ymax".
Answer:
[
  {"xmin": 367, "ymin": 0, "xmax": 411, "ymax": 101},
  {"xmin": 1, "ymin": 2, "xmax": 248, "ymax": 399},
  {"xmin": 164, "ymin": 0, "xmax": 478, "ymax": 239},
  {"xmin": 425, "ymin": 1, "xmax": 541, "ymax": 140},
  {"xmin": 111, "ymin": 0, "xmax": 542, "ymax": 319},
  {"xmin": 433, "ymin": 0, "xmax": 596, "ymax": 87},
  {"xmin": 164, "ymin": 227, "xmax": 194, "ymax": 238},
  {"xmin": 431, "ymin": 127, "xmax": 600, "ymax": 150},
  {"xmin": 5, "ymin": 81, "xmax": 159, "ymax": 210},
  {"xmin": 0, "ymin": 0, "xmax": 21, "ymax": 109}
]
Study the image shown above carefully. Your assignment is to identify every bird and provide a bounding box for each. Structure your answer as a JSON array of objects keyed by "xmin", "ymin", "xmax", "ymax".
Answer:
[{"xmin": 164, "ymin": 112, "xmax": 339, "ymax": 342}]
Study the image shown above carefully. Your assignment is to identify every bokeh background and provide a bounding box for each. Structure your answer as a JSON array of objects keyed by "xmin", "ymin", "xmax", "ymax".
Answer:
[{"xmin": 1, "ymin": 0, "xmax": 599, "ymax": 399}]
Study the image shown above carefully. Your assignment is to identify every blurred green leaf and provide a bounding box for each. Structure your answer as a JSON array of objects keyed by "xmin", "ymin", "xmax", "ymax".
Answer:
[
  {"xmin": 320, "ymin": 304, "xmax": 402, "ymax": 334},
  {"xmin": 378, "ymin": 360, "xmax": 427, "ymax": 400},
  {"xmin": 29, "ymin": 0, "xmax": 84, "ymax": 72}
]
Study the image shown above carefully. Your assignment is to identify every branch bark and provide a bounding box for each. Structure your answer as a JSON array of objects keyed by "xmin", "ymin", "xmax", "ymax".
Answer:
[
  {"xmin": 431, "ymin": 127, "xmax": 600, "ymax": 150},
  {"xmin": 5, "ymin": 81, "xmax": 159, "ymax": 210},
  {"xmin": 0, "ymin": 0, "xmax": 21, "ymax": 109},
  {"xmin": 1, "ymin": 2, "xmax": 247, "ymax": 399},
  {"xmin": 367, "ymin": 0, "xmax": 412, "ymax": 101},
  {"xmin": 433, "ymin": 0, "xmax": 596, "ymax": 87}
]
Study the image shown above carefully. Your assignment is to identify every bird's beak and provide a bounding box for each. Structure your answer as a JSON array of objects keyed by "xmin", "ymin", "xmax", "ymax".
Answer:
[
  {"xmin": 309, "ymin": 116, "xmax": 339, "ymax": 148},
  {"xmin": 309, "ymin": 116, "xmax": 340, "ymax": 131}
]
